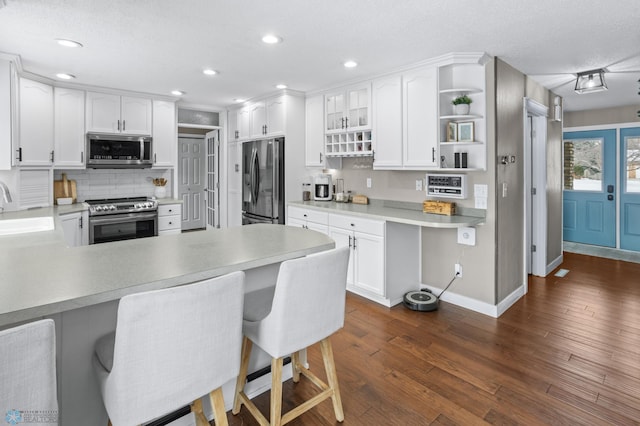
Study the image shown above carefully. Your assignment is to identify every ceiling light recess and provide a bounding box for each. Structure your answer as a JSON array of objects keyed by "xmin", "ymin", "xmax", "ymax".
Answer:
[
  {"xmin": 171, "ymin": 90, "xmax": 185, "ymax": 96},
  {"xmin": 203, "ymin": 69, "xmax": 217, "ymax": 76},
  {"xmin": 56, "ymin": 73, "xmax": 75, "ymax": 80},
  {"xmin": 276, "ymin": 84, "xmax": 287, "ymax": 89},
  {"xmin": 574, "ymin": 69, "xmax": 607, "ymax": 94},
  {"xmin": 343, "ymin": 60, "xmax": 358, "ymax": 68},
  {"xmin": 262, "ymin": 34, "xmax": 282, "ymax": 44},
  {"xmin": 56, "ymin": 39, "xmax": 83, "ymax": 48}
]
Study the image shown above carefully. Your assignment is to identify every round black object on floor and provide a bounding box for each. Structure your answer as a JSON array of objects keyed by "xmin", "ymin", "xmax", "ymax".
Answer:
[{"xmin": 403, "ymin": 290, "xmax": 439, "ymax": 312}]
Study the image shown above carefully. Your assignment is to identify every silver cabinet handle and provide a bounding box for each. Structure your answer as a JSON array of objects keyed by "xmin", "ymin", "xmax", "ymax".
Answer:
[
  {"xmin": 123, "ymin": 120, "xmax": 126, "ymax": 131},
  {"xmin": 81, "ymin": 151, "xmax": 84, "ymax": 163},
  {"xmin": 117, "ymin": 120, "xmax": 120, "ymax": 131},
  {"xmin": 348, "ymin": 235, "xmax": 352, "ymax": 247}
]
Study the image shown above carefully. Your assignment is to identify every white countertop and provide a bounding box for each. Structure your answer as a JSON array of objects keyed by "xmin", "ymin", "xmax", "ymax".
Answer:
[
  {"xmin": 288, "ymin": 200, "xmax": 485, "ymax": 228},
  {"xmin": 0, "ymin": 218, "xmax": 334, "ymax": 327}
]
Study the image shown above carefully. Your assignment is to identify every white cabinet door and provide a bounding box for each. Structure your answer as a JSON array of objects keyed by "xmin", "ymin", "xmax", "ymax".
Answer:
[
  {"xmin": 305, "ymin": 94, "xmax": 324, "ymax": 167},
  {"xmin": 266, "ymin": 96, "xmax": 285, "ymax": 136},
  {"xmin": 227, "ymin": 141, "xmax": 242, "ymax": 227},
  {"xmin": 287, "ymin": 217, "xmax": 306, "ymax": 229},
  {"xmin": 0, "ymin": 59, "xmax": 11, "ymax": 170},
  {"xmin": 86, "ymin": 92, "xmax": 120, "ymax": 133},
  {"xmin": 227, "ymin": 109, "xmax": 239, "ymax": 141},
  {"xmin": 238, "ymin": 107, "xmax": 251, "ymax": 140},
  {"xmin": 60, "ymin": 213, "xmax": 82, "ymax": 247},
  {"xmin": 353, "ymin": 231, "xmax": 385, "ymax": 296},
  {"xmin": 372, "ymin": 75, "xmax": 402, "ymax": 169},
  {"xmin": 121, "ymin": 96, "xmax": 152, "ymax": 135},
  {"xmin": 325, "ymin": 92, "xmax": 345, "ymax": 132},
  {"xmin": 248, "ymin": 102, "xmax": 266, "ymax": 138},
  {"xmin": 306, "ymin": 221, "xmax": 329, "ymax": 235},
  {"xmin": 54, "ymin": 87, "xmax": 85, "ymax": 168},
  {"xmin": 347, "ymin": 84, "xmax": 371, "ymax": 131},
  {"xmin": 329, "ymin": 227, "xmax": 355, "ymax": 286},
  {"xmin": 152, "ymin": 100, "xmax": 176, "ymax": 167},
  {"xmin": 403, "ymin": 66, "xmax": 438, "ymax": 168},
  {"xmin": 19, "ymin": 78, "xmax": 53, "ymax": 166}
]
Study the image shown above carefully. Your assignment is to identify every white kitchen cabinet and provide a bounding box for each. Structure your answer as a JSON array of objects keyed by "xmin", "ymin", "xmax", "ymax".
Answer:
[
  {"xmin": 237, "ymin": 107, "xmax": 251, "ymax": 140},
  {"xmin": 228, "ymin": 108, "xmax": 239, "ymax": 141},
  {"xmin": 86, "ymin": 92, "xmax": 152, "ymax": 135},
  {"xmin": 402, "ymin": 65, "xmax": 438, "ymax": 169},
  {"xmin": 0, "ymin": 58, "xmax": 12, "ymax": 170},
  {"xmin": 158, "ymin": 203, "xmax": 182, "ymax": 235},
  {"xmin": 328, "ymin": 213, "xmax": 385, "ymax": 297},
  {"xmin": 54, "ymin": 87, "xmax": 85, "ymax": 168},
  {"xmin": 18, "ymin": 78, "xmax": 54, "ymax": 167},
  {"xmin": 325, "ymin": 83, "xmax": 371, "ymax": 133},
  {"xmin": 372, "ymin": 75, "xmax": 403, "ymax": 169},
  {"xmin": 60, "ymin": 211, "xmax": 88, "ymax": 247},
  {"xmin": 246, "ymin": 95, "xmax": 286, "ymax": 139},
  {"xmin": 227, "ymin": 141, "xmax": 242, "ymax": 227},
  {"xmin": 287, "ymin": 206, "xmax": 329, "ymax": 235},
  {"xmin": 305, "ymin": 94, "xmax": 325, "ymax": 167},
  {"xmin": 152, "ymin": 100, "xmax": 176, "ymax": 167}
]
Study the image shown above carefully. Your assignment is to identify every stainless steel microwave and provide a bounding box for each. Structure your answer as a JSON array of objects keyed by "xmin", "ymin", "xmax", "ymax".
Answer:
[{"xmin": 86, "ymin": 133, "xmax": 153, "ymax": 169}]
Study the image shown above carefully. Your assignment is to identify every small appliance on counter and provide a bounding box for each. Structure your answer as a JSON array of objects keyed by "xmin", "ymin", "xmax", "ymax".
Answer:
[{"xmin": 314, "ymin": 174, "xmax": 333, "ymax": 201}]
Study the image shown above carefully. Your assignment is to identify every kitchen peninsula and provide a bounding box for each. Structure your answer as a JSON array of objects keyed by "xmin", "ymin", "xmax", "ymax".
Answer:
[{"xmin": 0, "ymin": 214, "xmax": 334, "ymax": 425}]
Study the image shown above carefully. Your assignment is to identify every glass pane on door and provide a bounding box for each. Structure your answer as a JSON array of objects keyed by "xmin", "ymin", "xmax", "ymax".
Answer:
[
  {"xmin": 625, "ymin": 136, "xmax": 640, "ymax": 193},
  {"xmin": 563, "ymin": 139, "xmax": 603, "ymax": 191}
]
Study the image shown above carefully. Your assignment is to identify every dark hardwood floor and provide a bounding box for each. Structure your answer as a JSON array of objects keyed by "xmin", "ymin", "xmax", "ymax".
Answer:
[{"xmin": 225, "ymin": 252, "xmax": 640, "ymax": 425}]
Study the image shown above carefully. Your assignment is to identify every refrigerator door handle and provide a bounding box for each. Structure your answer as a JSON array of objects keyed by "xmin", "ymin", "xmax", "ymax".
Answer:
[
  {"xmin": 248, "ymin": 146, "xmax": 256, "ymax": 205},
  {"xmin": 253, "ymin": 147, "xmax": 260, "ymax": 204}
]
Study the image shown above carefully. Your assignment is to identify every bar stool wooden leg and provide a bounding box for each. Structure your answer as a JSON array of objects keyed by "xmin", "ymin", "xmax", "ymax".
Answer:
[
  {"xmin": 320, "ymin": 338, "xmax": 344, "ymax": 422},
  {"xmin": 232, "ymin": 336, "xmax": 253, "ymax": 414},
  {"xmin": 270, "ymin": 356, "xmax": 284, "ymax": 426},
  {"xmin": 191, "ymin": 398, "xmax": 209, "ymax": 426},
  {"xmin": 209, "ymin": 387, "xmax": 229, "ymax": 426},
  {"xmin": 291, "ymin": 350, "xmax": 301, "ymax": 383}
]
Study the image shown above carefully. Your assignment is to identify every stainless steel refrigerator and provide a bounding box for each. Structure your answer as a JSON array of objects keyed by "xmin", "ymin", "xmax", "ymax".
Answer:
[{"xmin": 242, "ymin": 137, "xmax": 285, "ymax": 224}]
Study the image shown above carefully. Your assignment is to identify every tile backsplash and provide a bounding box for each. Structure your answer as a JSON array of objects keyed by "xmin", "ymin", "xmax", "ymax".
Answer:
[{"xmin": 54, "ymin": 169, "xmax": 173, "ymax": 201}]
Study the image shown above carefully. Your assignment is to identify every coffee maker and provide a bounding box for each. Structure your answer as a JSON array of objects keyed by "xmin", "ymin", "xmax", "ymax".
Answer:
[{"xmin": 314, "ymin": 174, "xmax": 333, "ymax": 201}]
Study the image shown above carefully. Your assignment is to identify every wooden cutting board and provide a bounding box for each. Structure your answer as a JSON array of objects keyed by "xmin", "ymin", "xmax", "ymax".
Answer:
[{"xmin": 53, "ymin": 173, "xmax": 77, "ymax": 204}]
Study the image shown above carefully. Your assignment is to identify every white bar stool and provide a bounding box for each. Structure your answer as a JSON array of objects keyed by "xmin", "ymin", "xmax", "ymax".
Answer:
[
  {"xmin": 92, "ymin": 271, "xmax": 245, "ymax": 426},
  {"xmin": 0, "ymin": 319, "xmax": 58, "ymax": 425},
  {"xmin": 232, "ymin": 246, "xmax": 350, "ymax": 426}
]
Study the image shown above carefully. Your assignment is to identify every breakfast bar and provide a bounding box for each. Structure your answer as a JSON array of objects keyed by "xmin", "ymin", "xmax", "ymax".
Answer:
[{"xmin": 0, "ymin": 217, "xmax": 334, "ymax": 425}]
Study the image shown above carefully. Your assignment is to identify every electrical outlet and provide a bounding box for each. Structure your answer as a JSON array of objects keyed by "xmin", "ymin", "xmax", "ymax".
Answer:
[
  {"xmin": 455, "ymin": 263, "xmax": 462, "ymax": 277},
  {"xmin": 366, "ymin": 177, "xmax": 372, "ymax": 188},
  {"xmin": 415, "ymin": 179, "xmax": 423, "ymax": 191}
]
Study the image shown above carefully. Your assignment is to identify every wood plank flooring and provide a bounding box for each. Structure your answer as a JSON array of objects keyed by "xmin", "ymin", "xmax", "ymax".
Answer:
[{"xmin": 225, "ymin": 252, "xmax": 640, "ymax": 425}]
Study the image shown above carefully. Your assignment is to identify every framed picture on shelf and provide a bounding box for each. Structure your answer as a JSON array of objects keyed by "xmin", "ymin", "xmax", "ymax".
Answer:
[
  {"xmin": 457, "ymin": 121, "xmax": 474, "ymax": 142},
  {"xmin": 447, "ymin": 122, "xmax": 457, "ymax": 142}
]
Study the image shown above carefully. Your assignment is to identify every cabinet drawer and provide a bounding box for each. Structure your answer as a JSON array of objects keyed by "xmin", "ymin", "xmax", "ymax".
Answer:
[
  {"xmin": 158, "ymin": 215, "xmax": 181, "ymax": 231},
  {"xmin": 329, "ymin": 213, "xmax": 385, "ymax": 236},
  {"xmin": 158, "ymin": 204, "xmax": 181, "ymax": 217},
  {"xmin": 288, "ymin": 206, "xmax": 328, "ymax": 224}
]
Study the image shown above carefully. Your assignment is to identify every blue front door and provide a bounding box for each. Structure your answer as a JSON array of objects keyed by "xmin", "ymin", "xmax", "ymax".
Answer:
[
  {"xmin": 563, "ymin": 129, "xmax": 616, "ymax": 247},
  {"xmin": 620, "ymin": 127, "xmax": 640, "ymax": 251}
]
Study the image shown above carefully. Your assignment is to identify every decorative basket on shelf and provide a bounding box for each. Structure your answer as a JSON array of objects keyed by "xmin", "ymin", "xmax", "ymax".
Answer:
[{"xmin": 153, "ymin": 178, "xmax": 167, "ymax": 198}]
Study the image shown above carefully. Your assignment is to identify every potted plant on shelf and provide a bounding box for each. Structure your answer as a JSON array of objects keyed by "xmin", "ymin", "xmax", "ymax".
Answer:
[{"xmin": 452, "ymin": 94, "xmax": 472, "ymax": 115}]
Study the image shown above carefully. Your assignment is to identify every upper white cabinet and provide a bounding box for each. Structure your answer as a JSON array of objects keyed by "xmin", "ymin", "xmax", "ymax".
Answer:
[
  {"xmin": 152, "ymin": 100, "xmax": 176, "ymax": 168},
  {"xmin": 324, "ymin": 83, "xmax": 372, "ymax": 158},
  {"xmin": 402, "ymin": 65, "xmax": 439, "ymax": 169},
  {"xmin": 229, "ymin": 95, "xmax": 287, "ymax": 141},
  {"xmin": 54, "ymin": 87, "xmax": 85, "ymax": 168},
  {"xmin": 86, "ymin": 92, "xmax": 152, "ymax": 135},
  {"xmin": 372, "ymin": 75, "xmax": 403, "ymax": 168},
  {"xmin": 18, "ymin": 78, "xmax": 54, "ymax": 167},
  {"xmin": 0, "ymin": 58, "xmax": 12, "ymax": 170},
  {"xmin": 305, "ymin": 94, "xmax": 325, "ymax": 167}
]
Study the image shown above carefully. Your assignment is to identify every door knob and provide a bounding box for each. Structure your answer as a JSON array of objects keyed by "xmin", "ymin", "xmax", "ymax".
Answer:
[{"xmin": 608, "ymin": 194, "xmax": 614, "ymax": 201}]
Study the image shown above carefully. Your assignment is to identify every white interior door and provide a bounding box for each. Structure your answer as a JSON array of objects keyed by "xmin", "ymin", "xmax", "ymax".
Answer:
[
  {"xmin": 178, "ymin": 135, "xmax": 206, "ymax": 230},
  {"xmin": 206, "ymin": 130, "xmax": 220, "ymax": 228}
]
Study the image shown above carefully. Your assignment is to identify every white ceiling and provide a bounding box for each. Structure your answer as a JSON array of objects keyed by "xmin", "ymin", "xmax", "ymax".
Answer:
[{"xmin": 1, "ymin": 0, "xmax": 639, "ymax": 112}]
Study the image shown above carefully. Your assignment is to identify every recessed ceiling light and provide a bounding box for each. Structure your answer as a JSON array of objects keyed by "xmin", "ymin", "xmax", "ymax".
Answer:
[
  {"xmin": 56, "ymin": 39, "xmax": 83, "ymax": 48},
  {"xmin": 56, "ymin": 73, "xmax": 75, "ymax": 80},
  {"xmin": 171, "ymin": 90, "xmax": 185, "ymax": 96},
  {"xmin": 344, "ymin": 60, "xmax": 358, "ymax": 68},
  {"xmin": 262, "ymin": 34, "xmax": 282, "ymax": 44},
  {"xmin": 234, "ymin": 98, "xmax": 246, "ymax": 103},
  {"xmin": 203, "ymin": 69, "xmax": 217, "ymax": 76},
  {"xmin": 276, "ymin": 84, "xmax": 287, "ymax": 89}
]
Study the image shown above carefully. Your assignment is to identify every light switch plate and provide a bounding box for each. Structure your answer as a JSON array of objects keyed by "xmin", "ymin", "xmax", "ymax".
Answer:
[{"xmin": 457, "ymin": 226, "xmax": 476, "ymax": 246}]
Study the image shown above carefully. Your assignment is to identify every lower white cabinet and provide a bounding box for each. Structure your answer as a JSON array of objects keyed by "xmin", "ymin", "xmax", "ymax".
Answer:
[
  {"xmin": 158, "ymin": 203, "xmax": 182, "ymax": 235},
  {"xmin": 59, "ymin": 211, "xmax": 88, "ymax": 247},
  {"xmin": 287, "ymin": 206, "xmax": 329, "ymax": 235},
  {"xmin": 329, "ymin": 214, "xmax": 385, "ymax": 297}
]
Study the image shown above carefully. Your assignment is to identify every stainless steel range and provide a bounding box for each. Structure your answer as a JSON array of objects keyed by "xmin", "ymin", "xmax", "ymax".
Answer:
[{"xmin": 86, "ymin": 197, "xmax": 158, "ymax": 244}]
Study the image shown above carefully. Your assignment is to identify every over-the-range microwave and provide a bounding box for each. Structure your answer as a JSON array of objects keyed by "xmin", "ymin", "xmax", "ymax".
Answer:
[{"xmin": 86, "ymin": 133, "xmax": 153, "ymax": 169}]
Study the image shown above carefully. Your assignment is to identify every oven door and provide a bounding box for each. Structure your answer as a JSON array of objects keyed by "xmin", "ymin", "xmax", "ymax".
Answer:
[{"xmin": 89, "ymin": 212, "xmax": 158, "ymax": 244}]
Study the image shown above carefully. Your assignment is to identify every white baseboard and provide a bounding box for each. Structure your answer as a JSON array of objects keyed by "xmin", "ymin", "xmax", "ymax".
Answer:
[
  {"xmin": 496, "ymin": 286, "xmax": 525, "ymax": 317},
  {"xmin": 420, "ymin": 284, "xmax": 525, "ymax": 318},
  {"xmin": 545, "ymin": 254, "xmax": 563, "ymax": 276}
]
